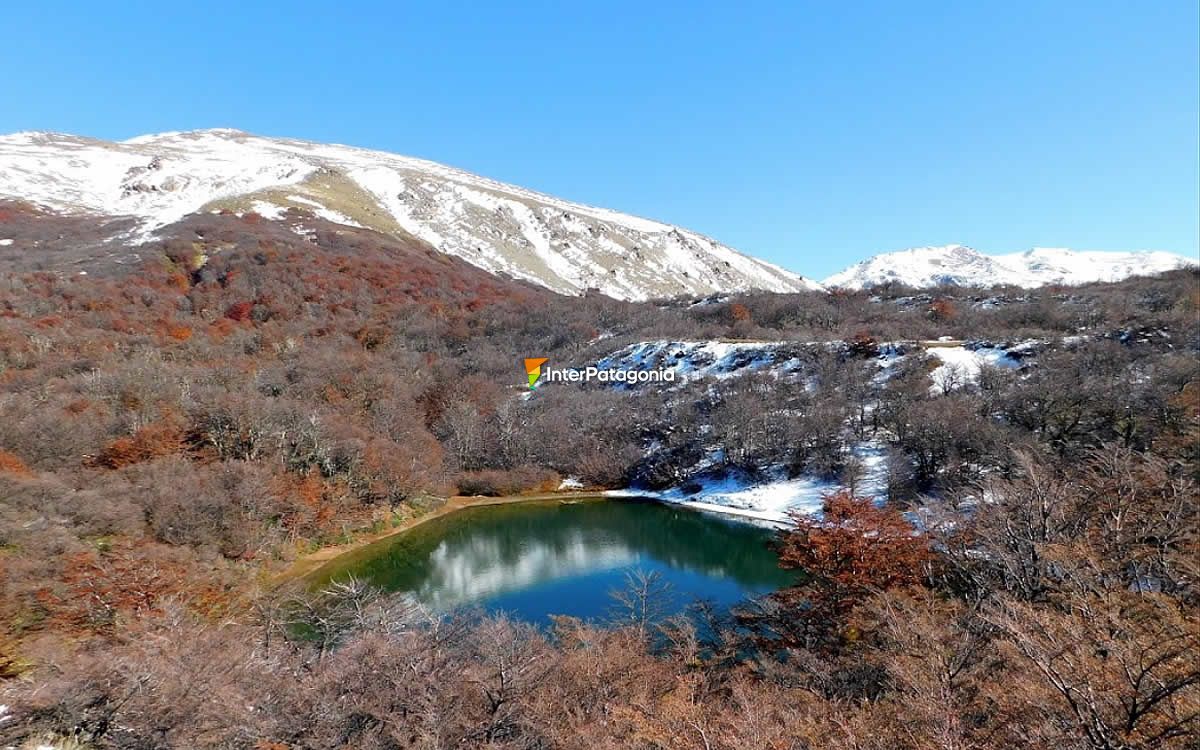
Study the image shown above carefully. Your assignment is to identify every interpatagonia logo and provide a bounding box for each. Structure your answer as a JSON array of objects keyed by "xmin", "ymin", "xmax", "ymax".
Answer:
[
  {"xmin": 521, "ymin": 356, "xmax": 675, "ymax": 389},
  {"xmin": 524, "ymin": 358, "xmax": 549, "ymax": 389}
]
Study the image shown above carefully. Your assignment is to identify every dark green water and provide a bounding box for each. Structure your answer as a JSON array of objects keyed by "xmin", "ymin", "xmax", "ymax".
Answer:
[{"xmin": 308, "ymin": 498, "xmax": 794, "ymax": 624}]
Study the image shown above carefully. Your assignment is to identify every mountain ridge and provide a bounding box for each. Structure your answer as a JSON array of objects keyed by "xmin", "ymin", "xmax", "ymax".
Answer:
[
  {"xmin": 2, "ymin": 129, "xmax": 1191, "ymax": 297},
  {"xmin": 0, "ymin": 128, "xmax": 821, "ymax": 300},
  {"xmin": 823, "ymin": 244, "xmax": 1195, "ymax": 289}
]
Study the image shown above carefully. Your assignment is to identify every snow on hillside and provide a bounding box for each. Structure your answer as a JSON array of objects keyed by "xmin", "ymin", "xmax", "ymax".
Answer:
[
  {"xmin": 592, "ymin": 338, "xmax": 1037, "ymax": 391},
  {"xmin": 925, "ymin": 343, "xmax": 1024, "ymax": 394},
  {"xmin": 996, "ymin": 247, "xmax": 1196, "ymax": 285},
  {"xmin": 608, "ymin": 444, "xmax": 889, "ymax": 526},
  {"xmin": 824, "ymin": 244, "xmax": 1195, "ymax": 290},
  {"xmin": 0, "ymin": 131, "xmax": 315, "ymax": 231},
  {"xmin": 591, "ymin": 338, "xmax": 1036, "ymax": 522},
  {"xmin": 594, "ymin": 340, "xmax": 797, "ymax": 383},
  {"xmin": 0, "ymin": 129, "xmax": 821, "ymax": 301}
]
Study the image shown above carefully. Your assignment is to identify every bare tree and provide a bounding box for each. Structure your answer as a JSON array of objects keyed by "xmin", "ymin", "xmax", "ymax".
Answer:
[{"xmin": 608, "ymin": 569, "xmax": 675, "ymax": 636}]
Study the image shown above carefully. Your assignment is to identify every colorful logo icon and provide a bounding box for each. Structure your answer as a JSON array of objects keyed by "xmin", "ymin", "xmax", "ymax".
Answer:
[{"xmin": 524, "ymin": 357, "xmax": 549, "ymax": 389}]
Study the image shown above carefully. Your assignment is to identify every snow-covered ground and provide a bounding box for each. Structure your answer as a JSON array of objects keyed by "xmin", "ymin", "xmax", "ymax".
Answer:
[
  {"xmin": 925, "ymin": 343, "xmax": 1023, "ymax": 394},
  {"xmin": 593, "ymin": 338, "xmax": 1035, "ymax": 393},
  {"xmin": 609, "ymin": 444, "xmax": 889, "ymax": 526},
  {"xmin": 595, "ymin": 340, "xmax": 796, "ymax": 383},
  {"xmin": 608, "ymin": 478, "xmax": 829, "ymax": 526},
  {"xmin": 592, "ymin": 337, "xmax": 1041, "ymax": 524}
]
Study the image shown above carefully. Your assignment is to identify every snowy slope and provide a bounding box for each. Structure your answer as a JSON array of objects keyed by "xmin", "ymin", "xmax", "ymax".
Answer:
[
  {"xmin": 823, "ymin": 244, "xmax": 1195, "ymax": 289},
  {"xmin": 0, "ymin": 129, "xmax": 821, "ymax": 300},
  {"xmin": 592, "ymin": 339, "xmax": 1036, "ymax": 390},
  {"xmin": 595, "ymin": 340, "xmax": 790, "ymax": 383},
  {"xmin": 596, "ymin": 338, "xmax": 1034, "ymax": 522}
]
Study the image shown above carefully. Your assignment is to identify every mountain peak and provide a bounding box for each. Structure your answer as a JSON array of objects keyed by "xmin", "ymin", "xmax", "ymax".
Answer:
[{"xmin": 122, "ymin": 127, "xmax": 253, "ymax": 144}]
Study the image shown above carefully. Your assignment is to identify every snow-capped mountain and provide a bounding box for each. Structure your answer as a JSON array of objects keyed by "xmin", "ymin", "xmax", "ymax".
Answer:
[
  {"xmin": 0, "ymin": 129, "xmax": 820, "ymax": 300},
  {"xmin": 823, "ymin": 244, "xmax": 1195, "ymax": 289}
]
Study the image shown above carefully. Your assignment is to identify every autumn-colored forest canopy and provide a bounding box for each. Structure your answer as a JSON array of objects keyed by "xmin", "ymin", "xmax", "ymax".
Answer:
[{"xmin": 0, "ymin": 203, "xmax": 1197, "ymax": 748}]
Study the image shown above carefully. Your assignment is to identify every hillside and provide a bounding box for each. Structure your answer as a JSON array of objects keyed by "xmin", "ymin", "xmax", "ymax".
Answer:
[
  {"xmin": 0, "ymin": 206, "xmax": 1195, "ymax": 746},
  {"xmin": 0, "ymin": 129, "xmax": 821, "ymax": 300}
]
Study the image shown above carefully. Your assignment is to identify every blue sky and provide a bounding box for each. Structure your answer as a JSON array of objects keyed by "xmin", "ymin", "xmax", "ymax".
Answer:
[{"xmin": 3, "ymin": 1, "xmax": 1197, "ymax": 277}]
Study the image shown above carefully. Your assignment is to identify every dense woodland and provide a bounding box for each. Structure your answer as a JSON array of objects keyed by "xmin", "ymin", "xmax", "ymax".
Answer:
[{"xmin": 0, "ymin": 205, "xmax": 1196, "ymax": 748}]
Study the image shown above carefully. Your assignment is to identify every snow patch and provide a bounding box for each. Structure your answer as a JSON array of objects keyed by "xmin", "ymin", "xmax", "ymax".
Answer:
[
  {"xmin": 926, "ymin": 344, "xmax": 1022, "ymax": 394},
  {"xmin": 249, "ymin": 200, "xmax": 286, "ymax": 219},
  {"xmin": 612, "ymin": 444, "xmax": 889, "ymax": 526}
]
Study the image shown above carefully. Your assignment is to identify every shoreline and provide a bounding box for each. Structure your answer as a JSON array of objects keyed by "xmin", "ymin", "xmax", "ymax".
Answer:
[
  {"xmin": 607, "ymin": 490, "xmax": 790, "ymax": 528},
  {"xmin": 270, "ymin": 490, "xmax": 605, "ymax": 585}
]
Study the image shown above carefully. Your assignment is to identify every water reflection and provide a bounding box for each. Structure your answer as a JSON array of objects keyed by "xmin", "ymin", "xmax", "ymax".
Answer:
[
  {"xmin": 420, "ymin": 530, "xmax": 638, "ymax": 608},
  {"xmin": 310, "ymin": 499, "xmax": 794, "ymax": 622}
]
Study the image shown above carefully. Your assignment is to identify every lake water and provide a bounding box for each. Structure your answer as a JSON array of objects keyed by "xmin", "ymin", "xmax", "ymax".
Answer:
[{"xmin": 307, "ymin": 498, "xmax": 794, "ymax": 624}]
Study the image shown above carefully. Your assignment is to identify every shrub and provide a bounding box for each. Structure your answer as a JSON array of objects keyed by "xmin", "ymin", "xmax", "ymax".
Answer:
[
  {"xmin": 224, "ymin": 301, "xmax": 254, "ymax": 322},
  {"xmin": 456, "ymin": 466, "xmax": 561, "ymax": 496},
  {"xmin": 0, "ymin": 449, "xmax": 32, "ymax": 476},
  {"xmin": 91, "ymin": 420, "xmax": 186, "ymax": 470}
]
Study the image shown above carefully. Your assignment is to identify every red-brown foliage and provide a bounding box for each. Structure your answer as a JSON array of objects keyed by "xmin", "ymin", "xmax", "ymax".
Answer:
[
  {"xmin": 848, "ymin": 329, "xmax": 880, "ymax": 357},
  {"xmin": 224, "ymin": 301, "xmax": 254, "ymax": 321},
  {"xmin": 166, "ymin": 271, "xmax": 190, "ymax": 292},
  {"xmin": 779, "ymin": 491, "xmax": 930, "ymax": 602},
  {"xmin": 269, "ymin": 472, "xmax": 344, "ymax": 535},
  {"xmin": 165, "ymin": 323, "xmax": 193, "ymax": 341},
  {"xmin": 456, "ymin": 466, "xmax": 561, "ymax": 496},
  {"xmin": 928, "ymin": 297, "xmax": 958, "ymax": 322},
  {"xmin": 764, "ymin": 491, "xmax": 932, "ymax": 649},
  {"xmin": 91, "ymin": 420, "xmax": 186, "ymax": 469},
  {"xmin": 0, "ymin": 449, "xmax": 32, "ymax": 476},
  {"xmin": 39, "ymin": 541, "xmax": 230, "ymax": 634}
]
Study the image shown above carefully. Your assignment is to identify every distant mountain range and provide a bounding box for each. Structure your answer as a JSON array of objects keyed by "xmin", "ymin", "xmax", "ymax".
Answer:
[
  {"xmin": 0, "ymin": 129, "xmax": 819, "ymax": 301},
  {"xmin": 822, "ymin": 244, "xmax": 1195, "ymax": 290},
  {"xmin": 0, "ymin": 129, "xmax": 1192, "ymax": 297}
]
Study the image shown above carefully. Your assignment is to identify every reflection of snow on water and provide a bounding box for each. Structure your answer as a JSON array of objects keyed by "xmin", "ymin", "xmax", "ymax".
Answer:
[
  {"xmin": 335, "ymin": 501, "xmax": 796, "ymax": 624},
  {"xmin": 417, "ymin": 531, "xmax": 638, "ymax": 609}
]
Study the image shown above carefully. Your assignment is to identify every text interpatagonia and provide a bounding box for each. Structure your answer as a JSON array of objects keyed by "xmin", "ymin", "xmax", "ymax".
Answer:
[{"xmin": 541, "ymin": 366, "xmax": 676, "ymax": 385}]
